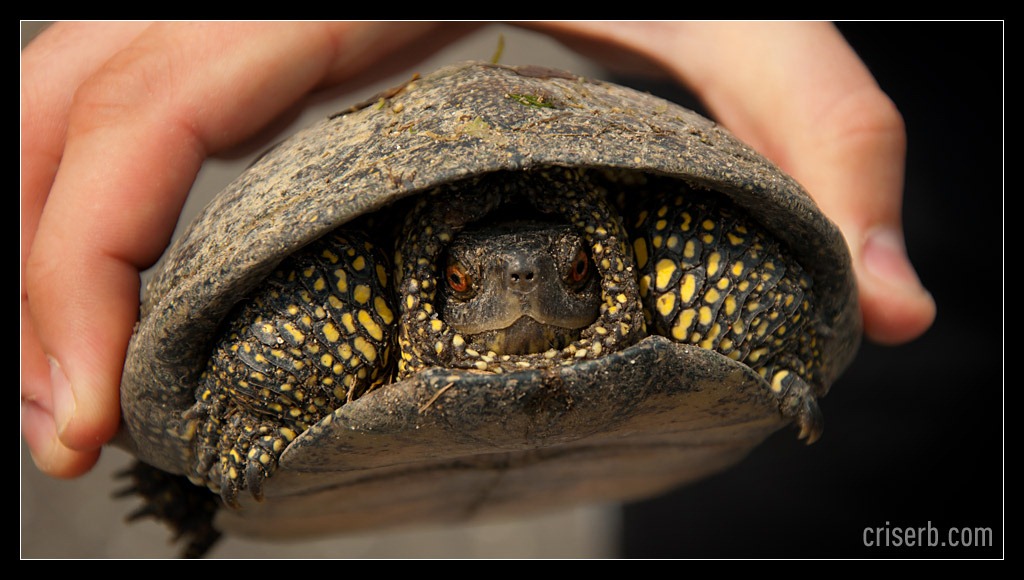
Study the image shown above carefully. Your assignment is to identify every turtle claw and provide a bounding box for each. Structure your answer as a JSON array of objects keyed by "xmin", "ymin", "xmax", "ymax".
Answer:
[
  {"xmin": 246, "ymin": 462, "xmax": 268, "ymax": 503},
  {"xmin": 213, "ymin": 427, "xmax": 283, "ymax": 507},
  {"xmin": 796, "ymin": 397, "xmax": 824, "ymax": 444},
  {"xmin": 219, "ymin": 479, "xmax": 242, "ymax": 510},
  {"xmin": 776, "ymin": 373, "xmax": 824, "ymax": 444}
]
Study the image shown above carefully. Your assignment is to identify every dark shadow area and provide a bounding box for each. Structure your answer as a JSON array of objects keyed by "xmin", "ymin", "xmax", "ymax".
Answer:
[{"xmin": 620, "ymin": 22, "xmax": 1003, "ymax": 558}]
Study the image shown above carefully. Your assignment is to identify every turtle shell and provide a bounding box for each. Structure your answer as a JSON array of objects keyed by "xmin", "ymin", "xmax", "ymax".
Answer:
[{"xmin": 115, "ymin": 61, "xmax": 860, "ymax": 538}]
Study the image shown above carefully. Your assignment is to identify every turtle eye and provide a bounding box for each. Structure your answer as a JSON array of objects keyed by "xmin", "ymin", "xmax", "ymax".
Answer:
[
  {"xmin": 569, "ymin": 249, "xmax": 590, "ymax": 284},
  {"xmin": 446, "ymin": 263, "xmax": 472, "ymax": 294}
]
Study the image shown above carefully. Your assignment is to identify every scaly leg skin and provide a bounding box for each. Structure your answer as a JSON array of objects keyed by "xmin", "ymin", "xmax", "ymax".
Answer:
[
  {"xmin": 115, "ymin": 461, "xmax": 222, "ymax": 558},
  {"xmin": 185, "ymin": 230, "xmax": 397, "ymax": 507},
  {"xmin": 625, "ymin": 178, "xmax": 827, "ymax": 441}
]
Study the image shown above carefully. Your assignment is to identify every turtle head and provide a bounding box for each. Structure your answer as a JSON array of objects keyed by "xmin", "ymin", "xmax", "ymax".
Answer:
[{"xmin": 439, "ymin": 221, "xmax": 601, "ymax": 355}]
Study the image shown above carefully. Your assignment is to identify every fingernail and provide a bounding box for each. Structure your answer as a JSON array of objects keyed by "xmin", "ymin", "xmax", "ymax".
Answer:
[
  {"xmin": 862, "ymin": 227, "xmax": 929, "ymax": 296},
  {"xmin": 48, "ymin": 356, "xmax": 76, "ymax": 437}
]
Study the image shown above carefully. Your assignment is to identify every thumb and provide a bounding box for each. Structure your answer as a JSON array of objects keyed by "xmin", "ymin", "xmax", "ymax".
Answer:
[
  {"xmin": 667, "ymin": 22, "xmax": 937, "ymax": 344},
  {"xmin": 791, "ymin": 87, "xmax": 936, "ymax": 345}
]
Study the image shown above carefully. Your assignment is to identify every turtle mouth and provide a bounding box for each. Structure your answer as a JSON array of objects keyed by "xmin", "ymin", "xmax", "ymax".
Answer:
[{"xmin": 465, "ymin": 316, "xmax": 583, "ymax": 356}]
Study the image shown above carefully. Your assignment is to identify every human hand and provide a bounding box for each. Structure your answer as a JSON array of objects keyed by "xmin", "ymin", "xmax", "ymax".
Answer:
[{"xmin": 21, "ymin": 21, "xmax": 934, "ymax": 480}]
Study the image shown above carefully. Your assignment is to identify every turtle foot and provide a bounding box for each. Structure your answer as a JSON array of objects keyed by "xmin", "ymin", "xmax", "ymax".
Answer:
[
  {"xmin": 115, "ymin": 461, "xmax": 223, "ymax": 558},
  {"xmin": 213, "ymin": 421, "xmax": 295, "ymax": 508}
]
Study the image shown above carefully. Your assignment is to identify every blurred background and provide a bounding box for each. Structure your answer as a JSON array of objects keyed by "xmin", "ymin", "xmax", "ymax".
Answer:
[{"xmin": 21, "ymin": 21, "xmax": 1003, "ymax": 558}]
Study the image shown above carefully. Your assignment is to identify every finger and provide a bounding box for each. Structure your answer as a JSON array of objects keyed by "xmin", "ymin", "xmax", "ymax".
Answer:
[
  {"xmin": 22, "ymin": 22, "xmax": 153, "ymax": 471},
  {"xmin": 671, "ymin": 22, "xmax": 936, "ymax": 345},
  {"xmin": 22, "ymin": 400, "xmax": 101, "ymax": 479},
  {"xmin": 21, "ymin": 308, "xmax": 100, "ymax": 478},
  {"xmin": 529, "ymin": 22, "xmax": 936, "ymax": 345},
  {"xmin": 26, "ymin": 22, "xmax": 347, "ymax": 453},
  {"xmin": 23, "ymin": 21, "xmax": 467, "ymax": 459}
]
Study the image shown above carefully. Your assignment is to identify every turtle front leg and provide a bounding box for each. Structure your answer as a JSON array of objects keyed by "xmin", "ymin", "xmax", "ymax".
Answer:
[
  {"xmin": 186, "ymin": 230, "xmax": 396, "ymax": 506},
  {"xmin": 627, "ymin": 185, "xmax": 827, "ymax": 441}
]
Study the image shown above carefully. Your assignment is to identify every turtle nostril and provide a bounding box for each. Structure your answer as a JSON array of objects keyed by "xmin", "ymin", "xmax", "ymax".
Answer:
[{"xmin": 510, "ymin": 271, "xmax": 535, "ymax": 284}]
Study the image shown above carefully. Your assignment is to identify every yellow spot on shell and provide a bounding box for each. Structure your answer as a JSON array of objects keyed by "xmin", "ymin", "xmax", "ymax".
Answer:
[
  {"xmin": 374, "ymin": 296, "xmax": 394, "ymax": 324},
  {"xmin": 707, "ymin": 252, "xmax": 722, "ymax": 277},
  {"xmin": 704, "ymin": 288, "xmax": 720, "ymax": 304},
  {"xmin": 322, "ymin": 322, "xmax": 340, "ymax": 343},
  {"xmin": 724, "ymin": 295, "xmax": 737, "ymax": 316},
  {"xmin": 699, "ymin": 323, "xmax": 721, "ymax": 349},
  {"xmin": 633, "ymin": 238, "xmax": 649, "ymax": 269},
  {"xmin": 376, "ymin": 264, "xmax": 388, "ymax": 288},
  {"xmin": 354, "ymin": 336, "xmax": 377, "ymax": 362},
  {"xmin": 683, "ymin": 240, "xmax": 696, "ymax": 259},
  {"xmin": 354, "ymin": 285, "xmax": 371, "ymax": 304},
  {"xmin": 672, "ymin": 309, "xmax": 696, "ymax": 340},
  {"xmin": 679, "ymin": 274, "xmax": 697, "ymax": 304},
  {"xmin": 334, "ymin": 270, "xmax": 348, "ymax": 292},
  {"xmin": 732, "ymin": 262, "xmax": 745, "ymax": 277},
  {"xmin": 656, "ymin": 292, "xmax": 675, "ymax": 317},
  {"xmin": 655, "ymin": 259, "xmax": 677, "ymax": 290},
  {"xmin": 699, "ymin": 306, "xmax": 713, "ymax": 325},
  {"xmin": 634, "ymin": 210, "xmax": 649, "ymax": 228},
  {"xmin": 771, "ymin": 370, "xmax": 790, "ymax": 393},
  {"xmin": 340, "ymin": 312, "xmax": 356, "ymax": 334},
  {"xmin": 430, "ymin": 319, "xmax": 444, "ymax": 332},
  {"xmin": 321, "ymin": 249, "xmax": 339, "ymax": 263},
  {"xmin": 352, "ymin": 256, "xmax": 366, "ymax": 271},
  {"xmin": 358, "ymin": 310, "xmax": 383, "ymax": 340}
]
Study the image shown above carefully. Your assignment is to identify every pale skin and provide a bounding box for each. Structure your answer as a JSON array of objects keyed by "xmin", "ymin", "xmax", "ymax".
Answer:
[{"xmin": 21, "ymin": 22, "xmax": 936, "ymax": 478}]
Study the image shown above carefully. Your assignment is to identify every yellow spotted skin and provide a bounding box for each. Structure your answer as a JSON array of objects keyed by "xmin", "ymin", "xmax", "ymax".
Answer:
[
  {"xmin": 183, "ymin": 169, "xmax": 825, "ymax": 508},
  {"xmin": 624, "ymin": 180, "xmax": 825, "ymax": 438},
  {"xmin": 185, "ymin": 231, "xmax": 395, "ymax": 506}
]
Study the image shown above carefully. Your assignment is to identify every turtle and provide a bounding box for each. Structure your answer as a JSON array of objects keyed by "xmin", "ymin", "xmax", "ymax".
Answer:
[{"xmin": 111, "ymin": 61, "xmax": 861, "ymax": 557}]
